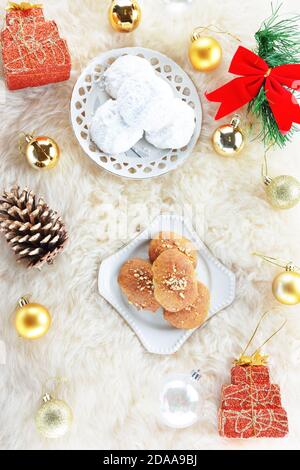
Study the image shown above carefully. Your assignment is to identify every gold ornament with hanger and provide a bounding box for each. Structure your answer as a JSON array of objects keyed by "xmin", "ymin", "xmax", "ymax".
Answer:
[
  {"xmin": 19, "ymin": 133, "xmax": 60, "ymax": 170},
  {"xmin": 189, "ymin": 25, "xmax": 240, "ymax": 72},
  {"xmin": 15, "ymin": 296, "xmax": 51, "ymax": 339},
  {"xmin": 35, "ymin": 377, "xmax": 73, "ymax": 439},
  {"xmin": 262, "ymin": 149, "xmax": 300, "ymax": 210},
  {"xmin": 108, "ymin": 0, "xmax": 141, "ymax": 33},
  {"xmin": 212, "ymin": 114, "xmax": 245, "ymax": 157},
  {"xmin": 254, "ymin": 253, "xmax": 300, "ymax": 305}
]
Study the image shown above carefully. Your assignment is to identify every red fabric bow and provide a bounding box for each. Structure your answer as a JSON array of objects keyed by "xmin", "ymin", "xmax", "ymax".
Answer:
[{"xmin": 206, "ymin": 46, "xmax": 300, "ymax": 134}]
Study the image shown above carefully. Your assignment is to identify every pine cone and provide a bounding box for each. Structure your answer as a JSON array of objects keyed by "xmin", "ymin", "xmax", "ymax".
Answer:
[{"xmin": 0, "ymin": 186, "xmax": 68, "ymax": 268}]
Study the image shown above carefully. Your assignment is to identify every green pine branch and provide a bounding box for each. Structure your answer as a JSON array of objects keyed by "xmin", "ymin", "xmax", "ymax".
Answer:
[{"xmin": 248, "ymin": 3, "xmax": 300, "ymax": 148}]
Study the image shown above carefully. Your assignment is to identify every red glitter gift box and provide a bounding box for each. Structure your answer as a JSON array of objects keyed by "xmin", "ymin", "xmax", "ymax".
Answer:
[
  {"xmin": 221, "ymin": 384, "xmax": 282, "ymax": 410},
  {"xmin": 231, "ymin": 365, "xmax": 270, "ymax": 386},
  {"xmin": 1, "ymin": 4, "xmax": 71, "ymax": 90},
  {"xmin": 219, "ymin": 364, "xmax": 288, "ymax": 439},
  {"xmin": 219, "ymin": 408, "xmax": 288, "ymax": 439}
]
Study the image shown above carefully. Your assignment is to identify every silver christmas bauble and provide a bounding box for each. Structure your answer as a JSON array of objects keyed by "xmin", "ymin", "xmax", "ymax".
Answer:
[
  {"xmin": 35, "ymin": 395, "xmax": 73, "ymax": 439},
  {"xmin": 159, "ymin": 372, "xmax": 201, "ymax": 429}
]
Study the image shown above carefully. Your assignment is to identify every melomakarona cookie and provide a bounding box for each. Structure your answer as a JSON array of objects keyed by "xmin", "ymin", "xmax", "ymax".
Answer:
[
  {"xmin": 149, "ymin": 231, "xmax": 198, "ymax": 268},
  {"xmin": 164, "ymin": 282, "xmax": 210, "ymax": 330},
  {"xmin": 152, "ymin": 249, "xmax": 198, "ymax": 312},
  {"xmin": 118, "ymin": 259, "xmax": 160, "ymax": 312}
]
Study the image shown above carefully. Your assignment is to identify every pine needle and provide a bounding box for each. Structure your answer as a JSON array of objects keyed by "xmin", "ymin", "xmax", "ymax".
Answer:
[{"xmin": 248, "ymin": 3, "xmax": 300, "ymax": 147}]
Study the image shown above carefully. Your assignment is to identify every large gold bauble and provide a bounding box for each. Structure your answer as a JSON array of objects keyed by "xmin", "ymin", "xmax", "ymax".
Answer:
[
  {"xmin": 272, "ymin": 271, "xmax": 300, "ymax": 305},
  {"xmin": 35, "ymin": 396, "xmax": 73, "ymax": 439},
  {"xmin": 264, "ymin": 175, "xmax": 300, "ymax": 210},
  {"xmin": 15, "ymin": 298, "xmax": 51, "ymax": 339},
  {"xmin": 25, "ymin": 135, "xmax": 60, "ymax": 170},
  {"xmin": 189, "ymin": 35, "xmax": 222, "ymax": 72},
  {"xmin": 212, "ymin": 116, "xmax": 245, "ymax": 157},
  {"xmin": 108, "ymin": 0, "xmax": 141, "ymax": 33}
]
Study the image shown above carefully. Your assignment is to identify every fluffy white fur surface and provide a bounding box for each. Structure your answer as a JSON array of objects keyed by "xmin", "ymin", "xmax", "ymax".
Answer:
[{"xmin": 0, "ymin": 0, "xmax": 300, "ymax": 450}]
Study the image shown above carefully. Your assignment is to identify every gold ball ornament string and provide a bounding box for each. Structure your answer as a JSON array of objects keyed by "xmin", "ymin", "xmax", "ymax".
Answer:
[
  {"xmin": 15, "ymin": 295, "xmax": 52, "ymax": 339},
  {"xmin": 36, "ymin": 377, "xmax": 73, "ymax": 439},
  {"xmin": 108, "ymin": 0, "xmax": 141, "ymax": 33},
  {"xmin": 212, "ymin": 114, "xmax": 245, "ymax": 157},
  {"xmin": 189, "ymin": 25, "xmax": 241, "ymax": 72},
  {"xmin": 262, "ymin": 148, "xmax": 300, "ymax": 210},
  {"xmin": 253, "ymin": 253, "xmax": 300, "ymax": 306},
  {"xmin": 18, "ymin": 132, "xmax": 60, "ymax": 170}
]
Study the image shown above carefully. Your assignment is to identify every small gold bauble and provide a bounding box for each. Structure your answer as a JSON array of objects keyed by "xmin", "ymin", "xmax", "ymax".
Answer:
[
  {"xmin": 25, "ymin": 135, "xmax": 60, "ymax": 170},
  {"xmin": 35, "ymin": 395, "xmax": 73, "ymax": 439},
  {"xmin": 264, "ymin": 175, "xmax": 300, "ymax": 210},
  {"xmin": 108, "ymin": 0, "xmax": 141, "ymax": 33},
  {"xmin": 15, "ymin": 297, "xmax": 51, "ymax": 339},
  {"xmin": 189, "ymin": 34, "xmax": 222, "ymax": 72},
  {"xmin": 272, "ymin": 270, "xmax": 300, "ymax": 305},
  {"xmin": 212, "ymin": 115, "xmax": 245, "ymax": 157}
]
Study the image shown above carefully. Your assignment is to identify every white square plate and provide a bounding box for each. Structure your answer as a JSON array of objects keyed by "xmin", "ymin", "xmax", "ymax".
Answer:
[{"xmin": 98, "ymin": 214, "xmax": 236, "ymax": 355}]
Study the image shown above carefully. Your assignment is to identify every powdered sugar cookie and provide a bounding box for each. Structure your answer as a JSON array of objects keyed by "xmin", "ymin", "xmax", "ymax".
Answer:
[
  {"xmin": 89, "ymin": 99, "xmax": 143, "ymax": 154},
  {"xmin": 145, "ymin": 99, "xmax": 196, "ymax": 149},
  {"xmin": 103, "ymin": 55, "xmax": 154, "ymax": 99},
  {"xmin": 117, "ymin": 75, "xmax": 174, "ymax": 128}
]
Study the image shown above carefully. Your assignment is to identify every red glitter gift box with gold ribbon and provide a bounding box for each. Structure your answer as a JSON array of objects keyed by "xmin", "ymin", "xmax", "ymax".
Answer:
[{"xmin": 1, "ymin": 3, "xmax": 71, "ymax": 90}]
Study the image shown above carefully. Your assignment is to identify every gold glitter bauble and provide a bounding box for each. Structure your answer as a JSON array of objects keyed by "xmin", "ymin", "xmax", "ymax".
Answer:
[
  {"xmin": 212, "ymin": 115, "xmax": 245, "ymax": 157},
  {"xmin": 35, "ymin": 395, "xmax": 73, "ymax": 439},
  {"xmin": 15, "ymin": 297, "xmax": 51, "ymax": 340},
  {"xmin": 189, "ymin": 34, "xmax": 222, "ymax": 72},
  {"xmin": 25, "ymin": 135, "xmax": 60, "ymax": 170},
  {"xmin": 108, "ymin": 0, "xmax": 141, "ymax": 33},
  {"xmin": 272, "ymin": 271, "xmax": 300, "ymax": 305},
  {"xmin": 264, "ymin": 175, "xmax": 300, "ymax": 210}
]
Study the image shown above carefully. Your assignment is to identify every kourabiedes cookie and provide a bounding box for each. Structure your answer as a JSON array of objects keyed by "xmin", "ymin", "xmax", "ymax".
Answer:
[
  {"xmin": 118, "ymin": 259, "xmax": 160, "ymax": 312},
  {"xmin": 152, "ymin": 249, "xmax": 198, "ymax": 312},
  {"xmin": 149, "ymin": 231, "xmax": 198, "ymax": 268},
  {"xmin": 164, "ymin": 282, "xmax": 210, "ymax": 330}
]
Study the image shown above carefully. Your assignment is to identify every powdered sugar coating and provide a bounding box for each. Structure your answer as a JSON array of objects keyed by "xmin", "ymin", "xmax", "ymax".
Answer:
[
  {"xmin": 145, "ymin": 99, "xmax": 196, "ymax": 149},
  {"xmin": 89, "ymin": 99, "xmax": 143, "ymax": 155},
  {"xmin": 103, "ymin": 55, "xmax": 154, "ymax": 99},
  {"xmin": 117, "ymin": 75, "xmax": 174, "ymax": 128}
]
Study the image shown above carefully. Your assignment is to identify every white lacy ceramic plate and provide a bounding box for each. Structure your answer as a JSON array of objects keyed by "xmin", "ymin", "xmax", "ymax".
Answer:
[
  {"xmin": 98, "ymin": 214, "xmax": 236, "ymax": 355},
  {"xmin": 70, "ymin": 47, "xmax": 202, "ymax": 179}
]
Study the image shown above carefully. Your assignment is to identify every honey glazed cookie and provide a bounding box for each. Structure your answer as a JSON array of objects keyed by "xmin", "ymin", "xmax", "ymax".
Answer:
[
  {"xmin": 152, "ymin": 249, "xmax": 198, "ymax": 312},
  {"xmin": 164, "ymin": 282, "xmax": 210, "ymax": 330},
  {"xmin": 118, "ymin": 259, "xmax": 160, "ymax": 312},
  {"xmin": 149, "ymin": 231, "xmax": 198, "ymax": 268}
]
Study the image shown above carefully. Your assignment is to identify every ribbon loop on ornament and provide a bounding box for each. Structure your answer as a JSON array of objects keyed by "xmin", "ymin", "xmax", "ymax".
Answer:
[{"xmin": 206, "ymin": 45, "xmax": 300, "ymax": 133}]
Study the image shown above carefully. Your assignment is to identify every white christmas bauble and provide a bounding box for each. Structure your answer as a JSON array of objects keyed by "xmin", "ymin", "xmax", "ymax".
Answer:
[
  {"xmin": 146, "ymin": 99, "xmax": 195, "ymax": 149},
  {"xmin": 89, "ymin": 99, "xmax": 143, "ymax": 154},
  {"xmin": 117, "ymin": 75, "xmax": 173, "ymax": 128},
  {"xmin": 103, "ymin": 55, "xmax": 154, "ymax": 99},
  {"xmin": 159, "ymin": 373, "xmax": 201, "ymax": 428}
]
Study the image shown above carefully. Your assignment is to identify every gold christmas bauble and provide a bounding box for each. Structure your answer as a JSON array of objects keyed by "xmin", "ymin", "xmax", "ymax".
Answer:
[
  {"xmin": 35, "ymin": 395, "xmax": 73, "ymax": 439},
  {"xmin": 212, "ymin": 115, "xmax": 245, "ymax": 157},
  {"xmin": 272, "ymin": 270, "xmax": 300, "ymax": 305},
  {"xmin": 264, "ymin": 175, "xmax": 300, "ymax": 210},
  {"xmin": 15, "ymin": 297, "xmax": 51, "ymax": 339},
  {"xmin": 25, "ymin": 135, "xmax": 60, "ymax": 170},
  {"xmin": 108, "ymin": 0, "xmax": 141, "ymax": 33},
  {"xmin": 189, "ymin": 34, "xmax": 222, "ymax": 72}
]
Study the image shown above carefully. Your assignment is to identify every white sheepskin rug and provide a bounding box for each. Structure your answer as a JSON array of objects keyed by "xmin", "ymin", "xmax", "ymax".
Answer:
[{"xmin": 0, "ymin": 0, "xmax": 300, "ymax": 450}]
